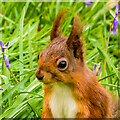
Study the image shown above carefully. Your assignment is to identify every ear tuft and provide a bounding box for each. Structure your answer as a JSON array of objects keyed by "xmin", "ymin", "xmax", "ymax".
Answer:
[
  {"xmin": 66, "ymin": 15, "xmax": 84, "ymax": 62},
  {"xmin": 50, "ymin": 10, "xmax": 68, "ymax": 41}
]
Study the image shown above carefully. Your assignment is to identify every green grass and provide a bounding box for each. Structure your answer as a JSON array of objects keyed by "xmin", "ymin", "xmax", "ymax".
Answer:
[{"xmin": 0, "ymin": 1, "xmax": 119, "ymax": 119}]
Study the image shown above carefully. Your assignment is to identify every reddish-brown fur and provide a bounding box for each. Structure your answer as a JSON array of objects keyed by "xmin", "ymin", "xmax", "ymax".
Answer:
[{"xmin": 35, "ymin": 11, "xmax": 117, "ymax": 118}]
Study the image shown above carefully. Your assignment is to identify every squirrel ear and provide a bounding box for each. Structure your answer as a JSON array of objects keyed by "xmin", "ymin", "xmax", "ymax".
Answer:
[
  {"xmin": 66, "ymin": 15, "xmax": 84, "ymax": 62},
  {"xmin": 50, "ymin": 10, "xmax": 67, "ymax": 41}
]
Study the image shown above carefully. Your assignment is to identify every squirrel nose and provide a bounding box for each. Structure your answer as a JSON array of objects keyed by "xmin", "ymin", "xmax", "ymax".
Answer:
[
  {"xmin": 35, "ymin": 69, "xmax": 44, "ymax": 80},
  {"xmin": 38, "ymin": 76, "xmax": 44, "ymax": 80}
]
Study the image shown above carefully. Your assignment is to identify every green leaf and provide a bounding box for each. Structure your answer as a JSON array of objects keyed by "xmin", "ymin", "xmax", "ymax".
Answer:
[{"xmin": 97, "ymin": 47, "xmax": 119, "ymax": 80}]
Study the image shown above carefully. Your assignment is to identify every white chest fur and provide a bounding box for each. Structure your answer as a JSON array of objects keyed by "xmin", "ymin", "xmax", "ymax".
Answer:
[{"xmin": 49, "ymin": 83, "xmax": 77, "ymax": 118}]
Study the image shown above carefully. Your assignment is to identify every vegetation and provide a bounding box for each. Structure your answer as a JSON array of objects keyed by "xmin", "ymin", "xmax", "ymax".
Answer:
[{"xmin": 0, "ymin": 1, "xmax": 119, "ymax": 118}]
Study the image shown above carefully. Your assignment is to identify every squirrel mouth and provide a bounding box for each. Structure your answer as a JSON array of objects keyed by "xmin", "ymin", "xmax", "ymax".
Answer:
[
  {"xmin": 43, "ymin": 81, "xmax": 52, "ymax": 85},
  {"xmin": 42, "ymin": 79, "xmax": 63, "ymax": 85}
]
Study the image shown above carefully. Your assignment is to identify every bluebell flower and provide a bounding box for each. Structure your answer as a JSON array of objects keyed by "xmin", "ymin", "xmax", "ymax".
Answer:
[
  {"xmin": 84, "ymin": 1, "xmax": 93, "ymax": 7},
  {"xmin": 111, "ymin": 3, "xmax": 119, "ymax": 35},
  {"xmin": 3, "ymin": 54, "xmax": 10, "ymax": 68},
  {"xmin": 0, "ymin": 41, "xmax": 10, "ymax": 68},
  {"xmin": 84, "ymin": 1, "xmax": 93, "ymax": 5},
  {"xmin": 0, "ymin": 41, "xmax": 9, "ymax": 53},
  {"xmin": 111, "ymin": 18, "xmax": 118, "ymax": 35},
  {"xmin": 0, "ymin": 41, "xmax": 18, "ymax": 83},
  {"xmin": 93, "ymin": 64, "xmax": 96, "ymax": 72},
  {"xmin": 0, "ymin": 88, "xmax": 3, "ymax": 90},
  {"xmin": 93, "ymin": 63, "xmax": 102, "ymax": 76}
]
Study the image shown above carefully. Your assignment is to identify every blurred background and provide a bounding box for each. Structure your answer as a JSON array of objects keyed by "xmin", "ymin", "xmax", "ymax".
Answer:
[{"xmin": 0, "ymin": 1, "xmax": 119, "ymax": 119}]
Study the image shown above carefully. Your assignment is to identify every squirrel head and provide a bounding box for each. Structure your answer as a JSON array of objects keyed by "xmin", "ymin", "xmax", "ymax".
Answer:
[{"xmin": 35, "ymin": 11, "xmax": 87, "ymax": 85}]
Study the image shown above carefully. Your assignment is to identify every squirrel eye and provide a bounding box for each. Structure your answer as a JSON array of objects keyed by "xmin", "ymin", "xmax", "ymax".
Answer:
[
  {"xmin": 57, "ymin": 59, "xmax": 68, "ymax": 71},
  {"xmin": 58, "ymin": 61, "xmax": 66, "ymax": 69}
]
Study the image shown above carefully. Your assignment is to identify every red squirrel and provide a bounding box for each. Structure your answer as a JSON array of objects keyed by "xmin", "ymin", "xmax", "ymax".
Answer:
[{"xmin": 35, "ymin": 11, "xmax": 117, "ymax": 118}]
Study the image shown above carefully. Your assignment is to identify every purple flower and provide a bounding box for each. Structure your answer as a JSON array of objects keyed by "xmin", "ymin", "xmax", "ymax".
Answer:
[
  {"xmin": 93, "ymin": 64, "xmax": 102, "ymax": 76},
  {"xmin": 3, "ymin": 54, "xmax": 10, "ymax": 68},
  {"xmin": 115, "ymin": 3, "xmax": 119, "ymax": 17},
  {"xmin": 93, "ymin": 64, "xmax": 96, "ymax": 72},
  {"xmin": 84, "ymin": 1, "xmax": 93, "ymax": 5},
  {"xmin": 0, "ymin": 41, "xmax": 10, "ymax": 68},
  {"xmin": 0, "ymin": 88, "xmax": 3, "ymax": 90},
  {"xmin": 84, "ymin": 1, "xmax": 93, "ymax": 7},
  {"xmin": 111, "ymin": 18, "xmax": 118, "ymax": 35},
  {"xmin": 0, "ymin": 41, "xmax": 9, "ymax": 53}
]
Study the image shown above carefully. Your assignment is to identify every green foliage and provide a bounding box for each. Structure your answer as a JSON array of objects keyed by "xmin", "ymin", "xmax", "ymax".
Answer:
[{"xmin": 0, "ymin": 1, "xmax": 119, "ymax": 119}]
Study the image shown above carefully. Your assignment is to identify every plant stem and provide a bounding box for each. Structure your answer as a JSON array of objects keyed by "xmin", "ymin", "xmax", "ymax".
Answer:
[
  {"xmin": 103, "ymin": 20, "xmax": 114, "ymax": 76},
  {"xmin": 99, "ymin": 73, "xmax": 115, "ymax": 81},
  {"xmin": 8, "ymin": 68, "xmax": 18, "ymax": 84},
  {"xmin": 3, "ymin": 53, "xmax": 18, "ymax": 84}
]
